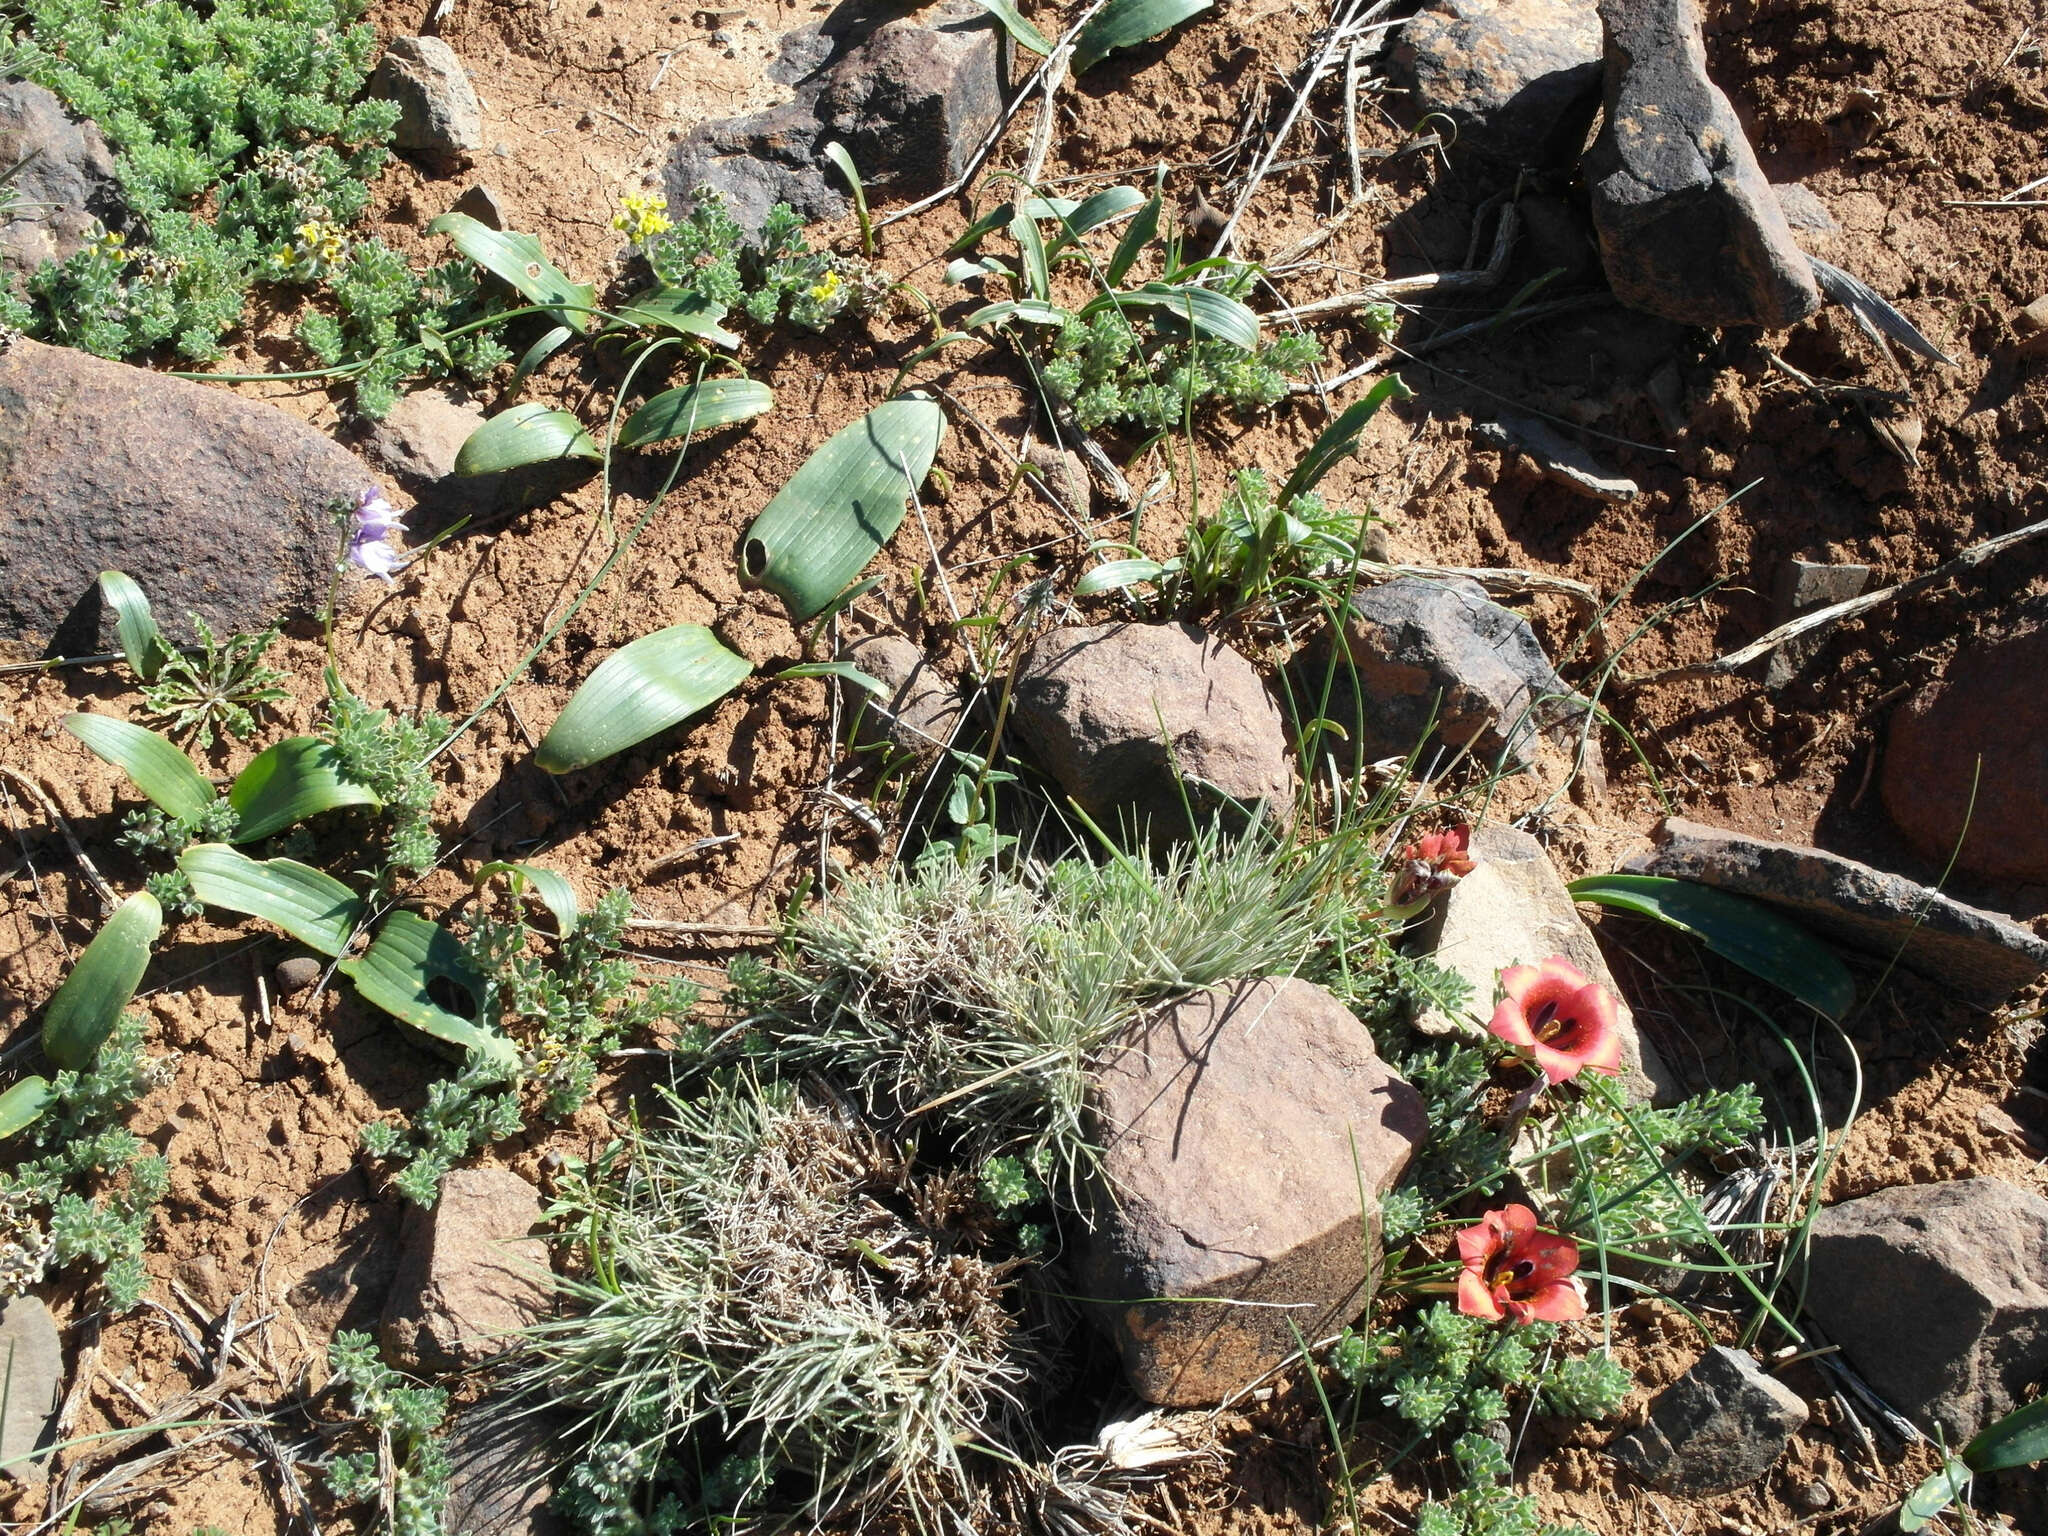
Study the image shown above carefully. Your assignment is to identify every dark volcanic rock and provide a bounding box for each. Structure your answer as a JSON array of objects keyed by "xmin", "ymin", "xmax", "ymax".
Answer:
[
  {"xmin": 0, "ymin": 338, "xmax": 380, "ymax": 658},
  {"xmin": 1625, "ymin": 817, "xmax": 2048, "ymax": 1005},
  {"xmin": 1388, "ymin": 0, "xmax": 1603, "ymax": 165},
  {"xmin": 1584, "ymin": 0, "xmax": 1821, "ymax": 328},
  {"xmin": 0, "ymin": 82, "xmax": 124, "ymax": 280},
  {"xmin": 1080, "ymin": 977, "xmax": 1425, "ymax": 1406},
  {"xmin": 370, "ymin": 36, "xmax": 484, "ymax": 156},
  {"xmin": 1611, "ymin": 1345, "xmax": 1809, "ymax": 1493}
]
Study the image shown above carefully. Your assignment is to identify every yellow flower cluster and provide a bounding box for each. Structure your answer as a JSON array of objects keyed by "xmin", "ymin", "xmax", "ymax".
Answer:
[
  {"xmin": 298, "ymin": 219, "xmax": 347, "ymax": 264},
  {"xmin": 612, "ymin": 191, "xmax": 673, "ymax": 245},
  {"xmin": 808, "ymin": 269, "xmax": 841, "ymax": 302},
  {"xmin": 90, "ymin": 226, "xmax": 126, "ymax": 261}
]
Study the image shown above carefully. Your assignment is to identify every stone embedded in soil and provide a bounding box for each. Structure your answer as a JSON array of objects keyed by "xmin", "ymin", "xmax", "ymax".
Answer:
[
  {"xmin": 0, "ymin": 338, "xmax": 380, "ymax": 659},
  {"xmin": 1473, "ymin": 413, "xmax": 1638, "ymax": 502},
  {"xmin": 1386, "ymin": 0, "xmax": 1604, "ymax": 165},
  {"xmin": 0, "ymin": 1297, "xmax": 62, "ymax": 1481},
  {"xmin": 0, "ymin": 82, "xmax": 124, "ymax": 280},
  {"xmin": 663, "ymin": 1, "xmax": 1001, "ymax": 236},
  {"xmin": 1583, "ymin": 0, "xmax": 1823, "ymax": 329},
  {"xmin": 1313, "ymin": 576, "xmax": 1591, "ymax": 775},
  {"xmin": 364, "ymin": 387, "xmax": 490, "ymax": 485},
  {"xmin": 380, "ymin": 1167, "xmax": 550, "ymax": 1373},
  {"xmin": 1079, "ymin": 977, "xmax": 1426, "ymax": 1406},
  {"xmin": 1610, "ymin": 1344, "xmax": 1809, "ymax": 1494},
  {"xmin": 1413, "ymin": 822, "xmax": 1676, "ymax": 1103},
  {"xmin": 443, "ymin": 1398, "xmax": 564, "ymax": 1536},
  {"xmin": 450, "ymin": 183, "xmax": 510, "ymax": 230},
  {"xmin": 1772, "ymin": 182, "xmax": 1838, "ymax": 234},
  {"xmin": 1804, "ymin": 1178, "xmax": 2048, "ymax": 1441},
  {"xmin": 1764, "ymin": 557, "xmax": 1871, "ymax": 689},
  {"xmin": 272, "ymin": 956, "xmax": 323, "ymax": 996},
  {"xmin": 1625, "ymin": 817, "xmax": 2048, "ymax": 1006},
  {"xmin": 842, "ymin": 634, "xmax": 964, "ymax": 762},
  {"xmin": 372, "ymin": 36, "xmax": 484, "ymax": 157},
  {"xmin": 1881, "ymin": 618, "xmax": 2048, "ymax": 882},
  {"xmin": 1010, "ymin": 621, "xmax": 1296, "ymax": 844}
]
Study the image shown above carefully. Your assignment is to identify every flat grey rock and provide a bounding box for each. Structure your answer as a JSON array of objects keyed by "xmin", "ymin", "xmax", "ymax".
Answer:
[
  {"xmin": 1611, "ymin": 1345, "xmax": 1808, "ymax": 1493},
  {"xmin": 0, "ymin": 82, "xmax": 124, "ymax": 279},
  {"xmin": 0, "ymin": 1296, "xmax": 64, "ymax": 1482}
]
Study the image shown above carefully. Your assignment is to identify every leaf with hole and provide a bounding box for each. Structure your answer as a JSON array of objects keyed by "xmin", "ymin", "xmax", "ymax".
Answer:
[
  {"xmin": 741, "ymin": 395, "xmax": 948, "ymax": 621},
  {"xmin": 1280, "ymin": 374, "xmax": 1412, "ymax": 505},
  {"xmin": 966, "ymin": 0, "xmax": 1052, "ymax": 52},
  {"xmin": 229, "ymin": 737, "xmax": 381, "ymax": 843},
  {"xmin": 428, "ymin": 212, "xmax": 597, "ymax": 327},
  {"xmin": 605, "ymin": 287, "xmax": 742, "ymax": 347},
  {"xmin": 1085, "ymin": 282, "xmax": 1259, "ymax": 349},
  {"xmin": 337, "ymin": 909, "xmax": 517, "ymax": 1068},
  {"xmin": 454, "ymin": 403, "xmax": 602, "ymax": 476},
  {"xmin": 536, "ymin": 624, "xmax": 753, "ymax": 773},
  {"xmin": 64, "ymin": 713, "xmax": 215, "ymax": 822},
  {"xmin": 178, "ymin": 844, "xmax": 365, "ymax": 956},
  {"xmin": 475, "ymin": 860, "xmax": 581, "ymax": 936},
  {"xmin": 1568, "ymin": 873, "xmax": 1856, "ymax": 1021},
  {"xmin": 41, "ymin": 891, "xmax": 160, "ymax": 1070},
  {"xmin": 617, "ymin": 379, "xmax": 773, "ymax": 449},
  {"xmin": 0, "ymin": 1077, "xmax": 52, "ymax": 1139},
  {"xmin": 98, "ymin": 571, "xmax": 169, "ymax": 681},
  {"xmin": 1073, "ymin": 0, "xmax": 1212, "ymax": 71}
]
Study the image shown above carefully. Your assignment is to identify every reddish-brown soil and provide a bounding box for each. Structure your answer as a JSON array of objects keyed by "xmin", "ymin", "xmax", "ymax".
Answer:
[{"xmin": 3, "ymin": 0, "xmax": 2047, "ymax": 1531}]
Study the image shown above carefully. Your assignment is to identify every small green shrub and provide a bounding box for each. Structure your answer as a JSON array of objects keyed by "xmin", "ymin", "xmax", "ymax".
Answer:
[
  {"xmin": 326, "ymin": 1329, "xmax": 450, "ymax": 1536},
  {"xmin": 138, "ymin": 613, "xmax": 290, "ymax": 749},
  {"xmin": 624, "ymin": 189, "xmax": 863, "ymax": 335},
  {"xmin": 322, "ymin": 681, "xmax": 448, "ymax": 879}
]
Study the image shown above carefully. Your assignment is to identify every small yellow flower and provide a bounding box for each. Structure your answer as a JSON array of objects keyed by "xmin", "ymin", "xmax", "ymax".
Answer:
[
  {"xmin": 271, "ymin": 243, "xmax": 298, "ymax": 270},
  {"xmin": 611, "ymin": 191, "xmax": 672, "ymax": 245},
  {"xmin": 808, "ymin": 269, "xmax": 841, "ymax": 303}
]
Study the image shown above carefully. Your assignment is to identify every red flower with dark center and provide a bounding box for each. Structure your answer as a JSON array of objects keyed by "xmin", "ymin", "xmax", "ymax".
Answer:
[
  {"xmin": 1455, "ymin": 1203, "xmax": 1587, "ymax": 1324},
  {"xmin": 1390, "ymin": 824, "xmax": 1476, "ymax": 907},
  {"xmin": 1487, "ymin": 955, "xmax": 1623, "ymax": 1085}
]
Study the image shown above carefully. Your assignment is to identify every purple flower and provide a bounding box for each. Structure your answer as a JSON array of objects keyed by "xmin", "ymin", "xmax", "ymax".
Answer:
[{"xmin": 348, "ymin": 487, "xmax": 408, "ymax": 582}]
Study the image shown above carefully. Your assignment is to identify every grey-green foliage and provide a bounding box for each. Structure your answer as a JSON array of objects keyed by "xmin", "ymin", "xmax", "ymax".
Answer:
[
  {"xmin": 0, "ymin": 1011, "xmax": 171, "ymax": 1309},
  {"xmin": 638, "ymin": 189, "xmax": 859, "ymax": 333},
  {"xmin": 321, "ymin": 681, "xmax": 448, "ymax": 878},
  {"xmin": 325, "ymin": 1330, "xmax": 450, "ymax": 1536},
  {"xmin": 120, "ymin": 798, "xmax": 242, "ymax": 918},
  {"xmin": 138, "ymin": 613, "xmax": 291, "ymax": 749},
  {"xmin": 517, "ymin": 1075, "xmax": 1030, "ymax": 1534},
  {"xmin": 1413, "ymin": 1433, "xmax": 1595, "ymax": 1536}
]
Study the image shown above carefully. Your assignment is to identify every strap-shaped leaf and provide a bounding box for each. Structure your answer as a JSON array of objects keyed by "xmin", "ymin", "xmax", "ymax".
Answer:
[
  {"xmin": 1074, "ymin": 0, "xmax": 1212, "ymax": 71},
  {"xmin": 606, "ymin": 288, "xmax": 741, "ymax": 348},
  {"xmin": 966, "ymin": 0, "xmax": 1052, "ymax": 53},
  {"xmin": 509, "ymin": 323, "xmax": 577, "ymax": 397},
  {"xmin": 1075, "ymin": 558, "xmax": 1167, "ymax": 596},
  {"xmin": 1048, "ymin": 186, "xmax": 1146, "ymax": 256},
  {"xmin": 0, "ymin": 1076, "xmax": 52, "ymax": 1139},
  {"xmin": 1106, "ymin": 184, "xmax": 1162, "ymax": 286},
  {"xmin": 1279, "ymin": 374, "xmax": 1413, "ymax": 505},
  {"xmin": 1898, "ymin": 1458, "xmax": 1971, "ymax": 1532},
  {"xmin": 337, "ymin": 909, "xmax": 517, "ymax": 1069},
  {"xmin": 1965, "ymin": 1395, "xmax": 2048, "ymax": 1474},
  {"xmin": 1009, "ymin": 204, "xmax": 1050, "ymax": 302},
  {"xmin": 1568, "ymin": 873, "xmax": 1856, "ymax": 1021},
  {"xmin": 41, "ymin": 891, "xmax": 160, "ymax": 1070},
  {"xmin": 741, "ymin": 396, "xmax": 948, "ymax": 621},
  {"xmin": 179, "ymin": 844, "xmax": 365, "ymax": 956},
  {"xmin": 964, "ymin": 298, "xmax": 1067, "ymax": 329},
  {"xmin": 64, "ymin": 713, "xmax": 215, "ymax": 821},
  {"xmin": 229, "ymin": 737, "xmax": 382, "ymax": 843},
  {"xmin": 1087, "ymin": 282, "xmax": 1259, "ymax": 349},
  {"xmin": 98, "ymin": 571, "xmax": 169, "ymax": 681},
  {"xmin": 536, "ymin": 624, "xmax": 753, "ymax": 774},
  {"xmin": 618, "ymin": 379, "xmax": 773, "ymax": 449},
  {"xmin": 454, "ymin": 403, "xmax": 602, "ymax": 476},
  {"xmin": 427, "ymin": 212, "xmax": 596, "ymax": 328},
  {"xmin": 475, "ymin": 860, "xmax": 581, "ymax": 936}
]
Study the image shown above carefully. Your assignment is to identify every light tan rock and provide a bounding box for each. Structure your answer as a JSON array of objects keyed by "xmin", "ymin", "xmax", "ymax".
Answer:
[{"xmin": 381, "ymin": 1168, "xmax": 549, "ymax": 1372}]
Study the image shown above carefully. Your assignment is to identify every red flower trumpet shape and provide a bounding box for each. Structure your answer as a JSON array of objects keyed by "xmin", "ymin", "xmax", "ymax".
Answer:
[
  {"xmin": 1390, "ymin": 824, "xmax": 1476, "ymax": 907},
  {"xmin": 1455, "ymin": 1204, "xmax": 1587, "ymax": 1324},
  {"xmin": 1487, "ymin": 955, "xmax": 1623, "ymax": 1085}
]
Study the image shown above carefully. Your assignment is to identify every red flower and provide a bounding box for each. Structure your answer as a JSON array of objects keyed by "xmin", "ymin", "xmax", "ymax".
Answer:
[
  {"xmin": 1455, "ymin": 1204, "xmax": 1587, "ymax": 1324},
  {"xmin": 1390, "ymin": 824, "xmax": 1476, "ymax": 906},
  {"xmin": 1487, "ymin": 955, "xmax": 1623, "ymax": 1085}
]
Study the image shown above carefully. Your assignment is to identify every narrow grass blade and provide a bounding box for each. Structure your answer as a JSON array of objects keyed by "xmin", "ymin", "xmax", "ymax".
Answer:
[
  {"xmin": 822, "ymin": 141, "xmax": 873, "ymax": 258},
  {"xmin": 1074, "ymin": 0, "xmax": 1212, "ymax": 71},
  {"xmin": 772, "ymin": 660, "xmax": 888, "ymax": 696},
  {"xmin": 1087, "ymin": 283, "xmax": 1258, "ymax": 348},
  {"xmin": 41, "ymin": 891, "xmax": 160, "ymax": 1070},
  {"xmin": 0, "ymin": 1077, "xmax": 52, "ymax": 1139},
  {"xmin": 1569, "ymin": 873, "xmax": 1856, "ymax": 1020},
  {"xmin": 1106, "ymin": 185, "xmax": 1162, "ymax": 286},
  {"xmin": 1075, "ymin": 558, "xmax": 1166, "ymax": 595},
  {"xmin": 97, "ymin": 571, "xmax": 168, "ymax": 682},
  {"xmin": 535, "ymin": 624, "xmax": 754, "ymax": 773},
  {"xmin": 178, "ymin": 844, "xmax": 365, "ymax": 956},
  {"xmin": 337, "ymin": 910, "xmax": 517, "ymax": 1068},
  {"xmin": 475, "ymin": 860, "xmax": 580, "ymax": 936},
  {"xmin": 229, "ymin": 737, "xmax": 381, "ymax": 843},
  {"xmin": 1009, "ymin": 204, "xmax": 1050, "ymax": 302},
  {"xmin": 618, "ymin": 379, "xmax": 773, "ymax": 448},
  {"xmin": 606, "ymin": 288, "xmax": 741, "ymax": 347},
  {"xmin": 1279, "ymin": 375, "xmax": 1413, "ymax": 504},
  {"xmin": 741, "ymin": 396, "xmax": 947, "ymax": 621},
  {"xmin": 427, "ymin": 212, "xmax": 596, "ymax": 327},
  {"xmin": 454, "ymin": 403, "xmax": 602, "ymax": 475},
  {"xmin": 64, "ymin": 713, "xmax": 215, "ymax": 821},
  {"xmin": 966, "ymin": 0, "xmax": 1052, "ymax": 53}
]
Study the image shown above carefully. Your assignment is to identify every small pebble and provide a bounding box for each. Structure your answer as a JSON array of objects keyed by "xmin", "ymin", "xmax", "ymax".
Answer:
[
  {"xmin": 1790, "ymin": 1478, "xmax": 1832, "ymax": 1511},
  {"xmin": 274, "ymin": 956, "xmax": 322, "ymax": 995}
]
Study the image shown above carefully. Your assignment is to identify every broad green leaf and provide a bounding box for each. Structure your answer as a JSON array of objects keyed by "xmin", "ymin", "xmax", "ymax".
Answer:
[
  {"xmin": 1048, "ymin": 186, "xmax": 1146, "ymax": 255},
  {"xmin": 967, "ymin": 0, "xmax": 1052, "ymax": 53},
  {"xmin": 1074, "ymin": 0, "xmax": 1212, "ymax": 71},
  {"xmin": 1106, "ymin": 185, "xmax": 1162, "ymax": 286},
  {"xmin": 64, "ymin": 713, "xmax": 215, "ymax": 821},
  {"xmin": 1898, "ymin": 1458, "xmax": 1970, "ymax": 1532},
  {"xmin": 509, "ymin": 323, "xmax": 577, "ymax": 397},
  {"xmin": 1087, "ymin": 282, "xmax": 1258, "ymax": 349},
  {"xmin": 454, "ymin": 403, "xmax": 602, "ymax": 476},
  {"xmin": 98, "ymin": 571, "xmax": 168, "ymax": 681},
  {"xmin": 618, "ymin": 379, "xmax": 773, "ymax": 449},
  {"xmin": 1075, "ymin": 558, "xmax": 1167, "ymax": 596},
  {"xmin": 229, "ymin": 737, "xmax": 381, "ymax": 843},
  {"xmin": 536, "ymin": 624, "xmax": 753, "ymax": 773},
  {"xmin": 607, "ymin": 287, "xmax": 741, "ymax": 348},
  {"xmin": 742, "ymin": 396, "xmax": 948, "ymax": 621},
  {"xmin": 1568, "ymin": 873, "xmax": 1856, "ymax": 1021},
  {"xmin": 964, "ymin": 298, "xmax": 1067, "ymax": 329},
  {"xmin": 1010, "ymin": 204, "xmax": 1050, "ymax": 302},
  {"xmin": 0, "ymin": 1077, "xmax": 52, "ymax": 1139},
  {"xmin": 337, "ymin": 910, "xmax": 517, "ymax": 1069},
  {"xmin": 1965, "ymin": 1394, "xmax": 2048, "ymax": 1473},
  {"xmin": 178, "ymin": 844, "xmax": 365, "ymax": 957},
  {"xmin": 41, "ymin": 891, "xmax": 160, "ymax": 1070},
  {"xmin": 773, "ymin": 660, "xmax": 888, "ymax": 696},
  {"xmin": 475, "ymin": 859, "xmax": 580, "ymax": 936},
  {"xmin": 1280, "ymin": 374, "xmax": 1412, "ymax": 505},
  {"xmin": 427, "ymin": 212, "xmax": 596, "ymax": 327}
]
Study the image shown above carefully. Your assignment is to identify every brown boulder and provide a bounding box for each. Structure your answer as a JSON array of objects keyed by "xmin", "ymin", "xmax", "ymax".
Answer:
[
  {"xmin": 1079, "ymin": 977, "xmax": 1426, "ymax": 1405},
  {"xmin": 0, "ymin": 82, "xmax": 124, "ymax": 279},
  {"xmin": 381, "ymin": 1168, "xmax": 550, "ymax": 1373},
  {"xmin": 1882, "ymin": 622, "xmax": 2048, "ymax": 882}
]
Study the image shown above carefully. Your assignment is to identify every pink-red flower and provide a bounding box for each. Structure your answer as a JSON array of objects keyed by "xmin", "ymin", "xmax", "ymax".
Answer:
[
  {"xmin": 1487, "ymin": 955, "xmax": 1623, "ymax": 1085},
  {"xmin": 1390, "ymin": 824, "xmax": 1476, "ymax": 907},
  {"xmin": 1455, "ymin": 1204, "xmax": 1587, "ymax": 1324}
]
